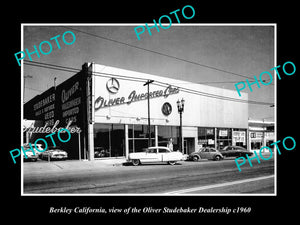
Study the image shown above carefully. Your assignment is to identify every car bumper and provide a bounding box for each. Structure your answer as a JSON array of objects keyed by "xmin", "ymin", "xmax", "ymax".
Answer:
[
  {"xmin": 186, "ymin": 155, "xmax": 195, "ymax": 161},
  {"xmin": 51, "ymin": 155, "xmax": 68, "ymax": 159},
  {"xmin": 23, "ymin": 156, "xmax": 39, "ymax": 161},
  {"xmin": 181, "ymin": 154, "xmax": 189, "ymax": 161}
]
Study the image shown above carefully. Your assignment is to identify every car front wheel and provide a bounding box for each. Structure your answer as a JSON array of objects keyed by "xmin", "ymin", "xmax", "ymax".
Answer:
[
  {"xmin": 132, "ymin": 159, "xmax": 140, "ymax": 166},
  {"xmin": 192, "ymin": 155, "xmax": 200, "ymax": 161},
  {"xmin": 214, "ymin": 155, "xmax": 221, "ymax": 161},
  {"xmin": 168, "ymin": 161, "xmax": 176, "ymax": 165}
]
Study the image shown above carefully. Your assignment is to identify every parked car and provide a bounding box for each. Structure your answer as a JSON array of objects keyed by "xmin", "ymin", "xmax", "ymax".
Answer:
[
  {"xmin": 22, "ymin": 143, "xmax": 42, "ymax": 162},
  {"xmin": 188, "ymin": 147, "xmax": 223, "ymax": 161},
  {"xmin": 94, "ymin": 147, "xmax": 110, "ymax": 158},
  {"xmin": 40, "ymin": 147, "xmax": 68, "ymax": 161},
  {"xmin": 220, "ymin": 146, "xmax": 253, "ymax": 158},
  {"xmin": 128, "ymin": 146, "xmax": 184, "ymax": 166}
]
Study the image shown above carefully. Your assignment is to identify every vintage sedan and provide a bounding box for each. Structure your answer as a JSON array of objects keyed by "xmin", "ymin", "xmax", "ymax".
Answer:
[
  {"xmin": 23, "ymin": 149, "xmax": 39, "ymax": 162},
  {"xmin": 220, "ymin": 146, "xmax": 253, "ymax": 158},
  {"xmin": 188, "ymin": 147, "xmax": 223, "ymax": 161},
  {"xmin": 40, "ymin": 147, "xmax": 68, "ymax": 161},
  {"xmin": 128, "ymin": 146, "xmax": 183, "ymax": 166},
  {"xmin": 22, "ymin": 143, "xmax": 43, "ymax": 162}
]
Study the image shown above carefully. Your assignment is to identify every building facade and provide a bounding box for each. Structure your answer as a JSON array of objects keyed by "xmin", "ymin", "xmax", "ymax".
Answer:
[
  {"xmin": 24, "ymin": 62, "xmax": 249, "ymax": 160},
  {"xmin": 248, "ymin": 119, "xmax": 275, "ymax": 152}
]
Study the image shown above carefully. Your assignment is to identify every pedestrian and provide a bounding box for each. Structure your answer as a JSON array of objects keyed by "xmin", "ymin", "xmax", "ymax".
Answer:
[{"xmin": 168, "ymin": 138, "xmax": 173, "ymax": 151}]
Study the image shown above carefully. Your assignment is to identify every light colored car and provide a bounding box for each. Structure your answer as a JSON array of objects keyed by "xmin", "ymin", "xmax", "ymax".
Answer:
[
  {"xmin": 128, "ymin": 146, "xmax": 183, "ymax": 166},
  {"xmin": 23, "ymin": 149, "xmax": 39, "ymax": 162},
  {"xmin": 22, "ymin": 143, "xmax": 43, "ymax": 162},
  {"xmin": 188, "ymin": 147, "xmax": 223, "ymax": 161},
  {"xmin": 40, "ymin": 147, "xmax": 68, "ymax": 161}
]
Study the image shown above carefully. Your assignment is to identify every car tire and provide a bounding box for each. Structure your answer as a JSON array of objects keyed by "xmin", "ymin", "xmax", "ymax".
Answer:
[
  {"xmin": 168, "ymin": 161, "xmax": 176, "ymax": 165},
  {"xmin": 132, "ymin": 159, "xmax": 140, "ymax": 166},
  {"xmin": 192, "ymin": 155, "xmax": 200, "ymax": 161},
  {"xmin": 247, "ymin": 152, "xmax": 254, "ymax": 156},
  {"xmin": 236, "ymin": 153, "xmax": 243, "ymax": 158},
  {"xmin": 214, "ymin": 155, "xmax": 221, "ymax": 161}
]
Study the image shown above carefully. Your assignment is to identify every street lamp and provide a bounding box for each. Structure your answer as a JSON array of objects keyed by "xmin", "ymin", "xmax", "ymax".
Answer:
[
  {"xmin": 177, "ymin": 98, "xmax": 185, "ymax": 153},
  {"xmin": 143, "ymin": 79, "xmax": 154, "ymax": 147}
]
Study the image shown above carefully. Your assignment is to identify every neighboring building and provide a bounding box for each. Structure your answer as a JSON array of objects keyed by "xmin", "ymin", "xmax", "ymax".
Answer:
[
  {"xmin": 248, "ymin": 119, "xmax": 275, "ymax": 152},
  {"xmin": 24, "ymin": 63, "xmax": 249, "ymax": 160}
]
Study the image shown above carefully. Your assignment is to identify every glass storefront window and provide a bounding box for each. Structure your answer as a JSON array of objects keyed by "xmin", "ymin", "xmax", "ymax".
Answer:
[
  {"xmin": 111, "ymin": 124, "xmax": 125, "ymax": 157},
  {"xmin": 198, "ymin": 127, "xmax": 215, "ymax": 148},
  {"xmin": 128, "ymin": 124, "xmax": 155, "ymax": 153},
  {"xmin": 128, "ymin": 124, "xmax": 154, "ymax": 138},
  {"xmin": 157, "ymin": 126, "xmax": 179, "ymax": 151},
  {"xmin": 232, "ymin": 128, "xmax": 247, "ymax": 148},
  {"xmin": 216, "ymin": 128, "xmax": 232, "ymax": 150},
  {"xmin": 251, "ymin": 141, "xmax": 262, "ymax": 150},
  {"xmin": 94, "ymin": 123, "xmax": 125, "ymax": 158}
]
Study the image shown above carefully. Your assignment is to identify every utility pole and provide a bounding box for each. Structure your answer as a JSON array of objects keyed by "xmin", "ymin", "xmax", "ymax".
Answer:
[
  {"xmin": 23, "ymin": 75, "xmax": 33, "ymax": 103},
  {"xmin": 143, "ymin": 79, "xmax": 154, "ymax": 147}
]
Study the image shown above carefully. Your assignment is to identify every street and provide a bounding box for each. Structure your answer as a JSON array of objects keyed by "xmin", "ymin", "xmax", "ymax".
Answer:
[{"xmin": 23, "ymin": 156, "xmax": 275, "ymax": 194}]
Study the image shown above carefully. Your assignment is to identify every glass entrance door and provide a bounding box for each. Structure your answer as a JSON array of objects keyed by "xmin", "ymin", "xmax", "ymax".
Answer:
[{"xmin": 184, "ymin": 138, "xmax": 195, "ymax": 155}]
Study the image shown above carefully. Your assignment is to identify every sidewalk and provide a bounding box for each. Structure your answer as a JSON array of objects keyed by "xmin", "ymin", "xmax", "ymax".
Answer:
[
  {"xmin": 251, "ymin": 150, "xmax": 274, "ymax": 155},
  {"xmin": 23, "ymin": 158, "xmax": 127, "ymax": 174}
]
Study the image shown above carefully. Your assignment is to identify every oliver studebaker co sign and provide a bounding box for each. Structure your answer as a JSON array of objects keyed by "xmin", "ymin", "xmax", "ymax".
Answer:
[{"xmin": 95, "ymin": 85, "xmax": 179, "ymax": 110}]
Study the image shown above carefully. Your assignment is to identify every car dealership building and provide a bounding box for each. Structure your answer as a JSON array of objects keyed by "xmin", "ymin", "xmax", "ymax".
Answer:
[{"xmin": 24, "ymin": 62, "xmax": 249, "ymax": 160}]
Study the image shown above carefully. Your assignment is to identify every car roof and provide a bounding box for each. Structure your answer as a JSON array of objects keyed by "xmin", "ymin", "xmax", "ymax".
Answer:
[
  {"xmin": 148, "ymin": 146, "xmax": 170, "ymax": 150},
  {"xmin": 235, "ymin": 146, "xmax": 246, "ymax": 149},
  {"xmin": 224, "ymin": 146, "xmax": 246, "ymax": 149}
]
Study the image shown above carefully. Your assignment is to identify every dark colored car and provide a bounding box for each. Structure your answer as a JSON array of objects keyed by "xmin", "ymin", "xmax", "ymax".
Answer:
[
  {"xmin": 188, "ymin": 147, "xmax": 223, "ymax": 161},
  {"xmin": 220, "ymin": 146, "xmax": 253, "ymax": 158}
]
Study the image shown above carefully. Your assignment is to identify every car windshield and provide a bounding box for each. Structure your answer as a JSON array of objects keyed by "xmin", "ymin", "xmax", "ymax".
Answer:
[
  {"xmin": 147, "ymin": 148, "xmax": 157, "ymax": 153},
  {"xmin": 158, "ymin": 148, "xmax": 170, "ymax": 153}
]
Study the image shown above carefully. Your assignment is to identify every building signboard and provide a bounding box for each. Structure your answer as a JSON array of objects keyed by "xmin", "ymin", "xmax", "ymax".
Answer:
[
  {"xmin": 232, "ymin": 131, "xmax": 246, "ymax": 145},
  {"xmin": 219, "ymin": 129, "xmax": 228, "ymax": 137},
  {"xmin": 94, "ymin": 82, "xmax": 179, "ymax": 110}
]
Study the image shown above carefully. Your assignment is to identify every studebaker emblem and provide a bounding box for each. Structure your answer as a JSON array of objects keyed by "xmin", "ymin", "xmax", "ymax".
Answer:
[{"xmin": 162, "ymin": 102, "xmax": 172, "ymax": 116}]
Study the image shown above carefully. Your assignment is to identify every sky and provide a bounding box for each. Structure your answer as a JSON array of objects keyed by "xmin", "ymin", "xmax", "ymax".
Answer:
[{"xmin": 23, "ymin": 24, "xmax": 275, "ymax": 121}]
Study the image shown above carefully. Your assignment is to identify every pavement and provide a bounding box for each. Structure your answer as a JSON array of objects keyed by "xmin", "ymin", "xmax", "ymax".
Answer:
[
  {"xmin": 23, "ymin": 152, "xmax": 273, "ymax": 175},
  {"xmin": 22, "ymin": 158, "xmax": 128, "ymax": 174},
  {"xmin": 23, "ymin": 156, "xmax": 275, "ymax": 194}
]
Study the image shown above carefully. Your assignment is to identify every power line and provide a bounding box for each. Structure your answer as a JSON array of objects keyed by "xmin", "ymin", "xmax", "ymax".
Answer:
[
  {"xmin": 24, "ymin": 60, "xmax": 274, "ymax": 106},
  {"xmin": 61, "ymin": 26, "xmax": 256, "ymax": 81},
  {"xmin": 25, "ymin": 86, "xmax": 44, "ymax": 93},
  {"xmin": 153, "ymin": 80, "xmax": 272, "ymax": 106},
  {"xmin": 24, "ymin": 60, "xmax": 79, "ymax": 73},
  {"xmin": 169, "ymin": 80, "xmax": 274, "ymax": 85},
  {"xmin": 24, "ymin": 60, "xmax": 148, "ymax": 83}
]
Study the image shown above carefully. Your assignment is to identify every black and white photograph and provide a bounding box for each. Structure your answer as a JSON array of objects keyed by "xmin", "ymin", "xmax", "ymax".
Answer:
[
  {"xmin": 21, "ymin": 24, "xmax": 275, "ymax": 195},
  {"xmin": 3, "ymin": 1, "xmax": 298, "ymax": 220}
]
